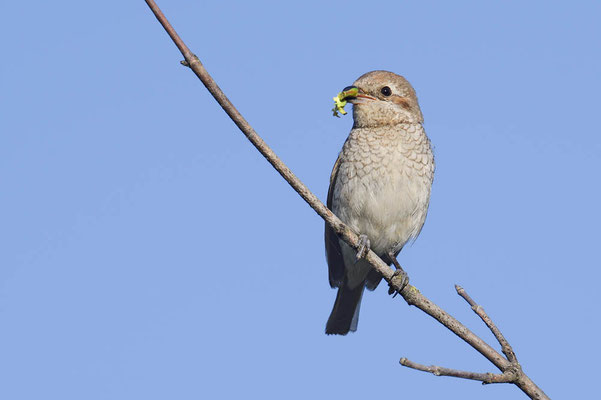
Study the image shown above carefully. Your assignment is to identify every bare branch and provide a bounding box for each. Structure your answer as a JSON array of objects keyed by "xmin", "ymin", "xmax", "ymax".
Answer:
[
  {"xmin": 400, "ymin": 357, "xmax": 518, "ymax": 384},
  {"xmin": 144, "ymin": 1, "xmax": 549, "ymax": 399},
  {"xmin": 456, "ymin": 285, "xmax": 518, "ymax": 364}
]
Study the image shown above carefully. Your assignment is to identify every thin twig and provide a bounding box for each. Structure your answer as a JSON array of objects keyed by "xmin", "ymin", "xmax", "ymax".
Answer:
[
  {"xmin": 399, "ymin": 357, "xmax": 518, "ymax": 384},
  {"xmin": 144, "ymin": 2, "xmax": 549, "ymax": 399},
  {"xmin": 400, "ymin": 358, "xmax": 519, "ymax": 384},
  {"xmin": 456, "ymin": 285, "xmax": 518, "ymax": 363}
]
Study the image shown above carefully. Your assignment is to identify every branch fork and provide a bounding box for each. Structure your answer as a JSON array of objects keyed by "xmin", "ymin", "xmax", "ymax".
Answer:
[{"xmin": 400, "ymin": 285, "xmax": 523, "ymax": 386}]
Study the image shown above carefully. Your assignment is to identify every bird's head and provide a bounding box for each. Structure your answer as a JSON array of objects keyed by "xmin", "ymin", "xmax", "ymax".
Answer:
[{"xmin": 341, "ymin": 70, "xmax": 423, "ymax": 128}]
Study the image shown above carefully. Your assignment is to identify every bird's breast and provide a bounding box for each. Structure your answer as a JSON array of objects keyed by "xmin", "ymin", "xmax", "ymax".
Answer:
[{"xmin": 332, "ymin": 124, "xmax": 434, "ymax": 256}]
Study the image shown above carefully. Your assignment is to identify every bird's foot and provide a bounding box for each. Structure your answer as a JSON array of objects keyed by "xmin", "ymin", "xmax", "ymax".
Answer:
[
  {"xmin": 387, "ymin": 250, "xmax": 409, "ymax": 297},
  {"xmin": 355, "ymin": 234, "xmax": 370, "ymax": 262},
  {"xmin": 388, "ymin": 269, "xmax": 409, "ymax": 297}
]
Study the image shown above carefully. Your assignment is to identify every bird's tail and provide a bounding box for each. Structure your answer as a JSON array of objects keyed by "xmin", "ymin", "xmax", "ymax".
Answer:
[{"xmin": 325, "ymin": 282, "xmax": 365, "ymax": 335}]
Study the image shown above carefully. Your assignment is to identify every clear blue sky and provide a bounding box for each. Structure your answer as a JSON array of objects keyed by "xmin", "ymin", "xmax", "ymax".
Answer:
[{"xmin": 1, "ymin": 1, "xmax": 599, "ymax": 399}]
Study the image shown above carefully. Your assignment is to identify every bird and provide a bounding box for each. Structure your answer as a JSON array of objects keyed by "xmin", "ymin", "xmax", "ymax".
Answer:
[{"xmin": 325, "ymin": 70, "xmax": 435, "ymax": 335}]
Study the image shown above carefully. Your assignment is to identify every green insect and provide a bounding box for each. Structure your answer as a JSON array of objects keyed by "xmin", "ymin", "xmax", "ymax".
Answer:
[{"xmin": 331, "ymin": 87, "xmax": 359, "ymax": 117}]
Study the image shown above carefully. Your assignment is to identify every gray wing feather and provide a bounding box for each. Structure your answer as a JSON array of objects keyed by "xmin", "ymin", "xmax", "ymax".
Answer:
[{"xmin": 325, "ymin": 154, "xmax": 345, "ymax": 288}]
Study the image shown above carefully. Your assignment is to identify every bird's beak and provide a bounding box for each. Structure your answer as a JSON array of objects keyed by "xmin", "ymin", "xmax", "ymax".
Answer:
[
  {"xmin": 331, "ymin": 85, "xmax": 377, "ymax": 117},
  {"xmin": 341, "ymin": 86, "xmax": 376, "ymax": 104}
]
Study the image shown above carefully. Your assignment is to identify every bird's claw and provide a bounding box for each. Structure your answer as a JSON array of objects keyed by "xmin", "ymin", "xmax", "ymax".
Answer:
[
  {"xmin": 355, "ymin": 234, "xmax": 370, "ymax": 262},
  {"xmin": 388, "ymin": 269, "xmax": 409, "ymax": 297}
]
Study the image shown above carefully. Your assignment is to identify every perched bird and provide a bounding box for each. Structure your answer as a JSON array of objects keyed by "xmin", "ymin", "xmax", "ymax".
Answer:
[{"xmin": 325, "ymin": 70, "xmax": 435, "ymax": 335}]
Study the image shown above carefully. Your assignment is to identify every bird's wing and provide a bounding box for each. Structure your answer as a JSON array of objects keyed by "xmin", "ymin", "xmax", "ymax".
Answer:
[{"xmin": 325, "ymin": 153, "xmax": 345, "ymax": 288}]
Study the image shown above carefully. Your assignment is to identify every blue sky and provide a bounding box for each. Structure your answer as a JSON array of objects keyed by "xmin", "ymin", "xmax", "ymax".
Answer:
[{"xmin": 1, "ymin": 1, "xmax": 599, "ymax": 399}]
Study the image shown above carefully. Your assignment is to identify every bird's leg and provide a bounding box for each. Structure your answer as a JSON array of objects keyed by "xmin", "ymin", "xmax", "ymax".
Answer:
[
  {"xmin": 355, "ymin": 234, "xmax": 371, "ymax": 262},
  {"xmin": 387, "ymin": 250, "xmax": 409, "ymax": 296}
]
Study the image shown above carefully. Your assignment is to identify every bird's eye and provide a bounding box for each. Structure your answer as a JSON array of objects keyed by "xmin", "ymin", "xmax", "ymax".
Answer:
[{"xmin": 380, "ymin": 86, "xmax": 392, "ymax": 96}]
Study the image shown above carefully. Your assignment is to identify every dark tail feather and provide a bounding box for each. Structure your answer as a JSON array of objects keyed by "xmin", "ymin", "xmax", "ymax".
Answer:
[{"xmin": 325, "ymin": 283, "xmax": 365, "ymax": 335}]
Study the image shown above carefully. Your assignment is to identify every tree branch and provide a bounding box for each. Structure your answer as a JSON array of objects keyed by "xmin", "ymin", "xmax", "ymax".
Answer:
[
  {"xmin": 455, "ymin": 285, "xmax": 518, "ymax": 364},
  {"xmin": 399, "ymin": 285, "xmax": 526, "ymax": 389},
  {"xmin": 400, "ymin": 358, "xmax": 518, "ymax": 384},
  {"xmin": 144, "ymin": 1, "xmax": 549, "ymax": 398}
]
